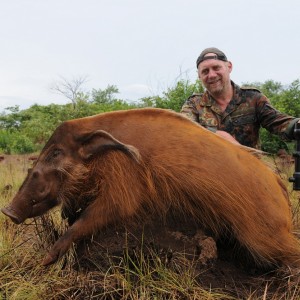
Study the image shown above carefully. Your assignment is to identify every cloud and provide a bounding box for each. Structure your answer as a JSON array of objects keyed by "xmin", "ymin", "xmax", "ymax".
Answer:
[
  {"xmin": 120, "ymin": 84, "xmax": 153, "ymax": 101},
  {"xmin": 0, "ymin": 96, "xmax": 28, "ymax": 112},
  {"xmin": 1, "ymin": 0, "xmax": 300, "ymax": 113}
]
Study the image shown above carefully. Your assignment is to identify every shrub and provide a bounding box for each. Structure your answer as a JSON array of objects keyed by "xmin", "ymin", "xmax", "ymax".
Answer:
[
  {"xmin": 11, "ymin": 134, "xmax": 35, "ymax": 154},
  {"xmin": 0, "ymin": 130, "xmax": 35, "ymax": 154}
]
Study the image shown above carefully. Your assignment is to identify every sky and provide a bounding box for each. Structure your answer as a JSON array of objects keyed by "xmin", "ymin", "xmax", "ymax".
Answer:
[{"xmin": 1, "ymin": 0, "xmax": 300, "ymax": 112}]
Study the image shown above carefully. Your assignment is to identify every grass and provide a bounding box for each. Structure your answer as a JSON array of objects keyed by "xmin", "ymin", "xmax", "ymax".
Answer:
[{"xmin": 0, "ymin": 154, "xmax": 300, "ymax": 299}]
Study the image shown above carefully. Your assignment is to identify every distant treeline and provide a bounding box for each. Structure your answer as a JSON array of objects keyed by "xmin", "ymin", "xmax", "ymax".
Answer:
[{"xmin": 0, "ymin": 79, "xmax": 300, "ymax": 154}]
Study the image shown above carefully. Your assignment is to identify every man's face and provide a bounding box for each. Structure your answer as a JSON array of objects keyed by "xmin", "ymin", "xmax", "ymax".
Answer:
[{"xmin": 198, "ymin": 53, "xmax": 232, "ymax": 96}]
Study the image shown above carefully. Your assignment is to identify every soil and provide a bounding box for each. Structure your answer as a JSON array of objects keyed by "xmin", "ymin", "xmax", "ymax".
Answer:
[{"xmin": 72, "ymin": 219, "xmax": 297, "ymax": 299}]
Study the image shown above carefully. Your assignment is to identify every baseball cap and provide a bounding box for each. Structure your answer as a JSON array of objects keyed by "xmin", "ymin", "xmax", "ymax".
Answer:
[{"xmin": 196, "ymin": 47, "xmax": 228, "ymax": 68}]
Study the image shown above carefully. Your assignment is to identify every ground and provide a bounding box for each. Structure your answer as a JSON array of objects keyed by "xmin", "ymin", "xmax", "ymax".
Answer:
[{"xmin": 70, "ymin": 219, "xmax": 297, "ymax": 299}]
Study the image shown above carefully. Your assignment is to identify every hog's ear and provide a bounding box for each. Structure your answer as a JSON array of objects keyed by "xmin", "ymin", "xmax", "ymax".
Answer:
[{"xmin": 78, "ymin": 130, "xmax": 141, "ymax": 162}]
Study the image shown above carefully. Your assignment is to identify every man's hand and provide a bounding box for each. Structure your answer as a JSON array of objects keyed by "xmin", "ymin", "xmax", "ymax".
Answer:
[{"xmin": 215, "ymin": 130, "xmax": 240, "ymax": 145}]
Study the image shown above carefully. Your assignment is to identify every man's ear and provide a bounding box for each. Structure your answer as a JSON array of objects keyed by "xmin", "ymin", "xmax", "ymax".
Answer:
[
  {"xmin": 227, "ymin": 61, "xmax": 233, "ymax": 73},
  {"xmin": 77, "ymin": 130, "xmax": 140, "ymax": 162}
]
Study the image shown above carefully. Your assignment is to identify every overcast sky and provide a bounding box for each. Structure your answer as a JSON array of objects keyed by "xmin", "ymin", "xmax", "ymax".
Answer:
[{"xmin": 1, "ymin": 0, "xmax": 300, "ymax": 112}]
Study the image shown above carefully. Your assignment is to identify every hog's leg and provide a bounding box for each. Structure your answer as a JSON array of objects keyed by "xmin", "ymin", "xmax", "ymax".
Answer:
[{"xmin": 42, "ymin": 197, "xmax": 138, "ymax": 266}]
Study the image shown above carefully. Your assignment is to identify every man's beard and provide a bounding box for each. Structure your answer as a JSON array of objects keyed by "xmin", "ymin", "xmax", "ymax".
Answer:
[{"xmin": 206, "ymin": 80, "xmax": 225, "ymax": 97}]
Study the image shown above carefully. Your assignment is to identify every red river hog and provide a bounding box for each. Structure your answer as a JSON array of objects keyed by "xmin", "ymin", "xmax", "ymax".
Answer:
[{"xmin": 2, "ymin": 108, "xmax": 300, "ymax": 268}]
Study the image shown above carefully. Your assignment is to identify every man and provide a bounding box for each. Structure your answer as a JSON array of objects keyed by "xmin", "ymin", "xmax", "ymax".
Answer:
[{"xmin": 180, "ymin": 47, "xmax": 300, "ymax": 148}]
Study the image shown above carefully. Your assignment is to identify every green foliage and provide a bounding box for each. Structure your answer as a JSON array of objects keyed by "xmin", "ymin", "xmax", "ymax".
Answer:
[
  {"xmin": 242, "ymin": 79, "xmax": 300, "ymax": 153},
  {"xmin": 11, "ymin": 134, "xmax": 35, "ymax": 154},
  {"xmin": 91, "ymin": 85, "xmax": 119, "ymax": 104},
  {"xmin": 159, "ymin": 79, "xmax": 204, "ymax": 112},
  {"xmin": 139, "ymin": 79, "xmax": 204, "ymax": 112},
  {"xmin": 0, "ymin": 78, "xmax": 299, "ymax": 154},
  {"xmin": 0, "ymin": 130, "xmax": 12, "ymax": 153},
  {"xmin": 0, "ymin": 85, "xmax": 140, "ymax": 154},
  {"xmin": 272, "ymin": 79, "xmax": 300, "ymax": 116},
  {"xmin": 0, "ymin": 106, "xmax": 30, "ymax": 131},
  {"xmin": 259, "ymin": 128, "xmax": 290, "ymax": 153},
  {"xmin": 242, "ymin": 80, "xmax": 283, "ymax": 100},
  {"xmin": 0, "ymin": 130, "xmax": 35, "ymax": 154}
]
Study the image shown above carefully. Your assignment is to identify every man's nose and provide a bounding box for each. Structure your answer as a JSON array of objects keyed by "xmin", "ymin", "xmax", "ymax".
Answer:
[{"xmin": 207, "ymin": 69, "xmax": 217, "ymax": 78}]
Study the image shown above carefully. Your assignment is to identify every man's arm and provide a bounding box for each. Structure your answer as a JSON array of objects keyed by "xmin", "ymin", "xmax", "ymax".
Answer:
[{"xmin": 257, "ymin": 95, "xmax": 300, "ymax": 140}]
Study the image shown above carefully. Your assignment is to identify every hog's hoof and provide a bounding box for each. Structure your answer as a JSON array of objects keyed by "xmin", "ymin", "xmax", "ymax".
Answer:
[{"xmin": 42, "ymin": 253, "xmax": 58, "ymax": 266}]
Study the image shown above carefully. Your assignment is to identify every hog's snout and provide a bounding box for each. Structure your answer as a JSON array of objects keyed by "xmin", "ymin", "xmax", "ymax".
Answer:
[{"xmin": 1, "ymin": 207, "xmax": 24, "ymax": 224}]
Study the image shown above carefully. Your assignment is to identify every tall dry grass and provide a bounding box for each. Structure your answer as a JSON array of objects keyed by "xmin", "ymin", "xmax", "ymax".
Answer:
[{"xmin": 0, "ymin": 154, "xmax": 299, "ymax": 299}]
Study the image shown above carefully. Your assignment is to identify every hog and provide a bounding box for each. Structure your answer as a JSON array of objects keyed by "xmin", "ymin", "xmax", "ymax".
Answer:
[{"xmin": 2, "ymin": 108, "xmax": 300, "ymax": 268}]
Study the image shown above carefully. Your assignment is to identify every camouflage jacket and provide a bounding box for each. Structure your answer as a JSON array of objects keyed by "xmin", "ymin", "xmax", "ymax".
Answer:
[{"xmin": 180, "ymin": 81, "xmax": 300, "ymax": 148}]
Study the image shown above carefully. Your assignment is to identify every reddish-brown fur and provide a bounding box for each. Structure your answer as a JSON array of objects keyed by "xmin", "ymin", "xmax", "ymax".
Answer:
[{"xmin": 2, "ymin": 108, "xmax": 300, "ymax": 267}]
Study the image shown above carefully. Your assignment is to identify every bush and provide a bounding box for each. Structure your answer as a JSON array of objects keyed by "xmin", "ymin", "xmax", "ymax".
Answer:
[
  {"xmin": 11, "ymin": 134, "xmax": 35, "ymax": 154},
  {"xmin": 0, "ymin": 130, "xmax": 35, "ymax": 154},
  {"xmin": 260, "ymin": 128, "xmax": 295, "ymax": 154},
  {"xmin": 0, "ymin": 130, "xmax": 13, "ymax": 154}
]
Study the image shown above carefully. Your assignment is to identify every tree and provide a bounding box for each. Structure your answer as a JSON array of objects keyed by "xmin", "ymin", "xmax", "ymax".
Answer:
[
  {"xmin": 271, "ymin": 79, "xmax": 300, "ymax": 116},
  {"xmin": 139, "ymin": 79, "xmax": 204, "ymax": 112},
  {"xmin": 0, "ymin": 106, "xmax": 31, "ymax": 131},
  {"xmin": 242, "ymin": 80, "xmax": 300, "ymax": 153},
  {"xmin": 1, "ymin": 78, "xmax": 299, "ymax": 155},
  {"xmin": 91, "ymin": 85, "xmax": 119, "ymax": 104},
  {"xmin": 50, "ymin": 76, "xmax": 89, "ymax": 108},
  {"xmin": 242, "ymin": 80, "xmax": 283, "ymax": 100}
]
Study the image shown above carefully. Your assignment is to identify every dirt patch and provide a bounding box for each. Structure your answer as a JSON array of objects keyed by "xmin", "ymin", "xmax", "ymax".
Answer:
[{"xmin": 71, "ymin": 219, "xmax": 297, "ymax": 299}]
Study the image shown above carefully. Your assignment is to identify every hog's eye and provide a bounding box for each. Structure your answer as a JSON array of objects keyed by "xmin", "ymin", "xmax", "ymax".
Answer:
[
  {"xmin": 46, "ymin": 149, "xmax": 62, "ymax": 162},
  {"xmin": 52, "ymin": 149, "xmax": 62, "ymax": 158}
]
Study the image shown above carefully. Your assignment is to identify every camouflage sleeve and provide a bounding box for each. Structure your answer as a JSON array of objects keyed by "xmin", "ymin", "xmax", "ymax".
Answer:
[
  {"xmin": 256, "ymin": 94, "xmax": 300, "ymax": 140},
  {"xmin": 180, "ymin": 96, "xmax": 200, "ymax": 123}
]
